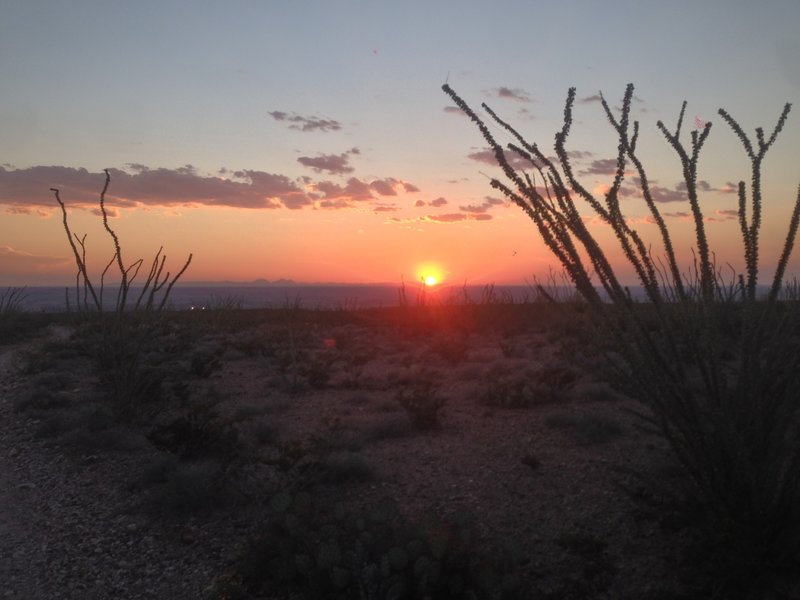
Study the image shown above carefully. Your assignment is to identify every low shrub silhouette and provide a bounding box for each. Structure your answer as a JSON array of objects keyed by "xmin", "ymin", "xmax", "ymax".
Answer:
[{"xmin": 208, "ymin": 493, "xmax": 524, "ymax": 599}]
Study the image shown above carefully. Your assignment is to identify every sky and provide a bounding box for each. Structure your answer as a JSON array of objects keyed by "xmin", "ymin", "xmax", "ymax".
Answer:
[{"xmin": 1, "ymin": 0, "xmax": 799, "ymax": 287}]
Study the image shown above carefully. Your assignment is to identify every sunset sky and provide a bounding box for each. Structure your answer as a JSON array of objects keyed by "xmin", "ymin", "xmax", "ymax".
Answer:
[{"xmin": 1, "ymin": 1, "xmax": 799, "ymax": 287}]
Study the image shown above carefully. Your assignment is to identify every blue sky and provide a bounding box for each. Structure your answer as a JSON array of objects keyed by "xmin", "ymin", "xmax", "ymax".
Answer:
[{"xmin": 1, "ymin": 0, "xmax": 799, "ymax": 285}]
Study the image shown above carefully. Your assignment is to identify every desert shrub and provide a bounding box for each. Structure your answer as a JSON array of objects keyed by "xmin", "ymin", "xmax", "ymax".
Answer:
[
  {"xmin": 520, "ymin": 452, "xmax": 541, "ymax": 470},
  {"xmin": 0, "ymin": 286, "xmax": 26, "ymax": 315},
  {"xmin": 144, "ymin": 458, "xmax": 228, "ymax": 513},
  {"xmin": 445, "ymin": 80, "xmax": 800, "ymax": 594},
  {"xmin": 361, "ymin": 414, "xmax": 415, "ymax": 442},
  {"xmin": 0, "ymin": 288, "xmax": 51, "ymax": 344},
  {"xmin": 479, "ymin": 369, "xmax": 538, "ymax": 409},
  {"xmin": 78, "ymin": 314, "xmax": 173, "ymax": 420},
  {"xmin": 247, "ymin": 418, "xmax": 281, "ymax": 445},
  {"xmin": 396, "ymin": 372, "xmax": 446, "ymax": 430},
  {"xmin": 147, "ymin": 385, "xmax": 240, "ymax": 462},
  {"xmin": 553, "ymin": 531, "xmax": 618, "ymax": 598},
  {"xmin": 314, "ymin": 450, "xmax": 378, "ymax": 484},
  {"xmin": 545, "ymin": 411, "xmax": 624, "ymax": 446},
  {"xmin": 429, "ymin": 333, "xmax": 469, "ymax": 366},
  {"xmin": 189, "ymin": 345, "xmax": 223, "ymax": 378},
  {"xmin": 208, "ymin": 494, "xmax": 524, "ymax": 600},
  {"xmin": 480, "ymin": 364, "xmax": 575, "ymax": 409}
]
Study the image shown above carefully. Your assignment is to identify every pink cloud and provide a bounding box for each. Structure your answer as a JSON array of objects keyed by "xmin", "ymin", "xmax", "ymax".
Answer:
[
  {"xmin": 0, "ymin": 245, "xmax": 69, "ymax": 274},
  {"xmin": 0, "ymin": 164, "xmax": 423, "ymax": 215},
  {"xmin": 0, "ymin": 165, "xmax": 316, "ymax": 211},
  {"xmin": 429, "ymin": 197, "xmax": 448, "ymax": 207},
  {"xmin": 268, "ymin": 111, "xmax": 341, "ymax": 132},
  {"xmin": 579, "ymin": 158, "xmax": 619, "ymax": 176},
  {"xmin": 297, "ymin": 148, "xmax": 359, "ymax": 175},
  {"xmin": 310, "ymin": 177, "xmax": 374, "ymax": 202},
  {"xmin": 443, "ymin": 106, "xmax": 467, "ymax": 117},
  {"xmin": 467, "ymin": 148, "xmax": 533, "ymax": 171},
  {"xmin": 488, "ymin": 86, "xmax": 532, "ymax": 103},
  {"xmin": 459, "ymin": 196, "xmax": 508, "ymax": 213},
  {"xmin": 318, "ymin": 199, "xmax": 352, "ymax": 209}
]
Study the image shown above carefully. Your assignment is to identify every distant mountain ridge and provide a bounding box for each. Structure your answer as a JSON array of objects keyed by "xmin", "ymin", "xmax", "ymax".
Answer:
[{"xmin": 179, "ymin": 279, "xmax": 392, "ymax": 287}]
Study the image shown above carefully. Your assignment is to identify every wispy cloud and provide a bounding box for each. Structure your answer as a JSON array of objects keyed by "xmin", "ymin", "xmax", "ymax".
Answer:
[
  {"xmin": 0, "ymin": 245, "xmax": 69, "ymax": 275},
  {"xmin": 486, "ymin": 86, "xmax": 532, "ymax": 103},
  {"xmin": 579, "ymin": 158, "xmax": 619, "ymax": 176},
  {"xmin": 297, "ymin": 148, "xmax": 359, "ymax": 175},
  {"xmin": 268, "ymin": 111, "xmax": 342, "ymax": 132},
  {"xmin": 467, "ymin": 148, "xmax": 533, "ymax": 171},
  {"xmin": 458, "ymin": 196, "xmax": 506, "ymax": 213},
  {"xmin": 388, "ymin": 212, "xmax": 492, "ymax": 224},
  {"xmin": 443, "ymin": 106, "xmax": 467, "ymax": 117}
]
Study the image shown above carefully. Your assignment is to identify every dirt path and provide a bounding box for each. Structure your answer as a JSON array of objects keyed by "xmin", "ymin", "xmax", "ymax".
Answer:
[
  {"xmin": 0, "ymin": 330, "xmax": 230, "ymax": 599},
  {"xmin": 0, "ymin": 341, "xmax": 52, "ymax": 599}
]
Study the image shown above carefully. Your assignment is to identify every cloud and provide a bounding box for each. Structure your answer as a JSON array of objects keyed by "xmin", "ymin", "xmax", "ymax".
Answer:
[
  {"xmin": 318, "ymin": 198, "xmax": 352, "ymax": 209},
  {"xmin": 580, "ymin": 94, "xmax": 602, "ymax": 104},
  {"xmin": 443, "ymin": 106, "xmax": 467, "ymax": 117},
  {"xmin": 0, "ymin": 245, "xmax": 69, "ymax": 274},
  {"xmin": 0, "ymin": 165, "xmax": 314, "ymax": 211},
  {"xmin": 90, "ymin": 206, "xmax": 120, "ymax": 218},
  {"xmin": 373, "ymin": 204, "xmax": 398, "ymax": 212},
  {"xmin": 370, "ymin": 177, "xmax": 416, "ymax": 196},
  {"xmin": 715, "ymin": 209, "xmax": 739, "ymax": 220},
  {"xmin": 297, "ymin": 148, "xmax": 359, "ymax": 175},
  {"xmin": 1, "ymin": 165, "xmax": 421, "ymax": 215},
  {"xmin": 268, "ymin": 111, "xmax": 341, "ymax": 132},
  {"xmin": 414, "ymin": 199, "xmax": 426, "ymax": 208},
  {"xmin": 676, "ymin": 180, "xmax": 713, "ymax": 192},
  {"xmin": 310, "ymin": 177, "xmax": 374, "ymax": 203},
  {"xmin": 427, "ymin": 212, "xmax": 492, "ymax": 223},
  {"xmin": 389, "ymin": 212, "xmax": 493, "ymax": 224},
  {"xmin": 487, "ymin": 86, "xmax": 532, "ymax": 103},
  {"xmin": 579, "ymin": 158, "xmax": 619, "ymax": 176},
  {"xmin": 429, "ymin": 197, "xmax": 448, "ymax": 207},
  {"xmin": 467, "ymin": 148, "xmax": 533, "ymax": 171},
  {"xmin": 663, "ymin": 211, "xmax": 690, "ymax": 219},
  {"xmin": 459, "ymin": 196, "xmax": 508, "ymax": 213}
]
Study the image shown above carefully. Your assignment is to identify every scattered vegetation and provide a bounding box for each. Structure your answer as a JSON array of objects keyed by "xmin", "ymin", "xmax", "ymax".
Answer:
[
  {"xmin": 545, "ymin": 410, "xmax": 624, "ymax": 446},
  {"xmin": 208, "ymin": 494, "xmax": 524, "ymax": 600},
  {"xmin": 396, "ymin": 371, "xmax": 447, "ymax": 430},
  {"xmin": 445, "ymin": 79, "xmax": 800, "ymax": 595}
]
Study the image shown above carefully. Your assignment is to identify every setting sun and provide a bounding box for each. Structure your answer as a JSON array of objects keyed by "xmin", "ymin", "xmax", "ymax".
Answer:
[{"xmin": 417, "ymin": 263, "xmax": 444, "ymax": 287}]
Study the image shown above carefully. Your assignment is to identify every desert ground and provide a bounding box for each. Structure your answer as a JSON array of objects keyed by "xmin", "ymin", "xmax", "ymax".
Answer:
[{"xmin": 0, "ymin": 303, "xmax": 723, "ymax": 599}]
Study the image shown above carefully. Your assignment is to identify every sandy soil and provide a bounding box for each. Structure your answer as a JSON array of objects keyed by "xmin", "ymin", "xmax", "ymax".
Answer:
[{"xmin": 0, "ymin": 307, "xmax": 700, "ymax": 599}]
